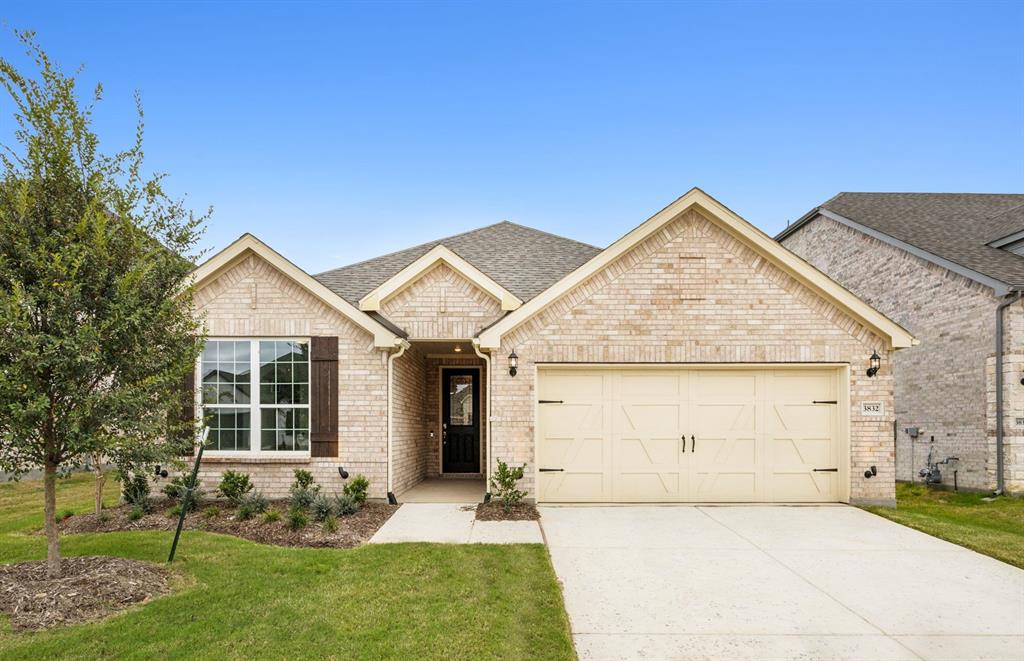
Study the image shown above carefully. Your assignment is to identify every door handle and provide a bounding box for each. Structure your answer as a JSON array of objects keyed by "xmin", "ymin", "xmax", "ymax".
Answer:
[
  {"xmin": 681, "ymin": 435, "xmax": 686, "ymax": 453},
  {"xmin": 691, "ymin": 435, "xmax": 696, "ymax": 452}
]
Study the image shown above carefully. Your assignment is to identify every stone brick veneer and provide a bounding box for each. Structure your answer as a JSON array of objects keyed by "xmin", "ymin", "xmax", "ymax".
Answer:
[
  {"xmin": 782, "ymin": 215, "xmax": 1024, "ymax": 492},
  {"xmin": 192, "ymin": 253, "xmax": 389, "ymax": 499},
  {"xmin": 489, "ymin": 209, "xmax": 898, "ymax": 505}
]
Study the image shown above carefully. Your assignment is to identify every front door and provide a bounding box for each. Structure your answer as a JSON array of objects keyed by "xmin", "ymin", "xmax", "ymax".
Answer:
[{"xmin": 442, "ymin": 368, "xmax": 480, "ymax": 473}]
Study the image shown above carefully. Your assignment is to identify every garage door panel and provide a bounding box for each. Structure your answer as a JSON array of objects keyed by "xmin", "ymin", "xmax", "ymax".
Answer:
[{"xmin": 537, "ymin": 368, "xmax": 845, "ymax": 504}]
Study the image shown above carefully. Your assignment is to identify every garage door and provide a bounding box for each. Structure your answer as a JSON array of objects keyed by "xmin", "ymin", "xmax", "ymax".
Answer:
[{"xmin": 536, "ymin": 367, "xmax": 846, "ymax": 503}]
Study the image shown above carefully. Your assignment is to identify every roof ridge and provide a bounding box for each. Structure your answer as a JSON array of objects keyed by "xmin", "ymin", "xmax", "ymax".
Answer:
[
  {"xmin": 497, "ymin": 220, "xmax": 602, "ymax": 251},
  {"xmin": 833, "ymin": 191, "xmax": 1024, "ymax": 197}
]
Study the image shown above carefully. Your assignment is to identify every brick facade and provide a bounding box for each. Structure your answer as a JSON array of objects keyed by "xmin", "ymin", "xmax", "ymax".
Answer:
[
  {"xmin": 379, "ymin": 263, "xmax": 504, "ymax": 339},
  {"xmin": 782, "ymin": 215, "xmax": 1024, "ymax": 492},
  {"xmin": 193, "ymin": 253, "xmax": 390, "ymax": 499},
  {"xmin": 490, "ymin": 209, "xmax": 897, "ymax": 505},
  {"xmin": 391, "ymin": 343, "xmax": 429, "ymax": 495}
]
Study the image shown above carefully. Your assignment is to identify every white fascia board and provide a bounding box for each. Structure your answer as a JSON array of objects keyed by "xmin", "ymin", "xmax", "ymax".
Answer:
[
  {"xmin": 358, "ymin": 244, "xmax": 522, "ymax": 312},
  {"xmin": 189, "ymin": 234, "xmax": 401, "ymax": 348}
]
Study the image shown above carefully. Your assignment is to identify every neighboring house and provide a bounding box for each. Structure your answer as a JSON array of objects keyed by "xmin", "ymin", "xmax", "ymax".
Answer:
[
  {"xmin": 188, "ymin": 188, "xmax": 914, "ymax": 506},
  {"xmin": 778, "ymin": 193, "xmax": 1024, "ymax": 493}
]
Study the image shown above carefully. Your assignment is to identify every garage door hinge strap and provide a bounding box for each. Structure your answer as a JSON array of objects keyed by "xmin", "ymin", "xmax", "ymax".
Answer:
[
  {"xmin": 538, "ymin": 399, "xmax": 564, "ymax": 404},
  {"xmin": 812, "ymin": 468, "xmax": 839, "ymax": 472},
  {"xmin": 812, "ymin": 400, "xmax": 838, "ymax": 404},
  {"xmin": 539, "ymin": 468, "xmax": 564, "ymax": 472}
]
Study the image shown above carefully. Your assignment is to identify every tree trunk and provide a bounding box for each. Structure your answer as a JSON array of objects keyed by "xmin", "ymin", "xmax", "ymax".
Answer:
[
  {"xmin": 44, "ymin": 460, "xmax": 61, "ymax": 577},
  {"xmin": 93, "ymin": 453, "xmax": 105, "ymax": 516}
]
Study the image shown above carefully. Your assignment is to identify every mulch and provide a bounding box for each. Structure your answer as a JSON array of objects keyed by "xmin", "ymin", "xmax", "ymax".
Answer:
[
  {"xmin": 0, "ymin": 556, "xmax": 172, "ymax": 630},
  {"xmin": 475, "ymin": 501, "xmax": 540, "ymax": 521},
  {"xmin": 60, "ymin": 500, "xmax": 398, "ymax": 549}
]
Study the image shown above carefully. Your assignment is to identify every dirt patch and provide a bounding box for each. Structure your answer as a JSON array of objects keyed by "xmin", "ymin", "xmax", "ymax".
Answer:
[
  {"xmin": 0, "ymin": 556, "xmax": 171, "ymax": 630},
  {"xmin": 475, "ymin": 501, "xmax": 540, "ymax": 521},
  {"xmin": 60, "ymin": 501, "xmax": 398, "ymax": 549}
]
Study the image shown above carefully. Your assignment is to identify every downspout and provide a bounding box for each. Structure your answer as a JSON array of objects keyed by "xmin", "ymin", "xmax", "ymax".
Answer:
[
  {"xmin": 994, "ymin": 290, "xmax": 1021, "ymax": 495},
  {"xmin": 386, "ymin": 339, "xmax": 410, "ymax": 504},
  {"xmin": 472, "ymin": 339, "xmax": 492, "ymax": 497}
]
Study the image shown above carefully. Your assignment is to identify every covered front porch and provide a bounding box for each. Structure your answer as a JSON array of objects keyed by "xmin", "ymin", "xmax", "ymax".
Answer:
[{"xmin": 390, "ymin": 340, "xmax": 490, "ymax": 503}]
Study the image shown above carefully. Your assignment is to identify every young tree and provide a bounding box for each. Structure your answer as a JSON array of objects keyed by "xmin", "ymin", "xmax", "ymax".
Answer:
[{"xmin": 0, "ymin": 31, "xmax": 208, "ymax": 576}]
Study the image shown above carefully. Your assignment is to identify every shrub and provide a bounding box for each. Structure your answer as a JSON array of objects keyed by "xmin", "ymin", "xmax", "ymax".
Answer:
[
  {"xmin": 262, "ymin": 509, "xmax": 281, "ymax": 524},
  {"xmin": 98, "ymin": 511, "xmax": 112, "ymax": 524},
  {"xmin": 216, "ymin": 470, "xmax": 253, "ymax": 505},
  {"xmin": 163, "ymin": 473, "xmax": 204, "ymax": 512},
  {"xmin": 238, "ymin": 491, "xmax": 268, "ymax": 521},
  {"xmin": 202, "ymin": 506, "xmax": 220, "ymax": 520},
  {"xmin": 121, "ymin": 473, "xmax": 152, "ymax": 512},
  {"xmin": 489, "ymin": 460, "xmax": 528, "ymax": 513},
  {"xmin": 311, "ymin": 493, "xmax": 334, "ymax": 522},
  {"xmin": 321, "ymin": 514, "xmax": 338, "ymax": 534},
  {"xmin": 292, "ymin": 469, "xmax": 315, "ymax": 490},
  {"xmin": 128, "ymin": 505, "xmax": 145, "ymax": 521},
  {"xmin": 56, "ymin": 508, "xmax": 75, "ymax": 523},
  {"xmin": 286, "ymin": 506, "xmax": 308, "ymax": 531},
  {"xmin": 167, "ymin": 504, "xmax": 182, "ymax": 518},
  {"xmin": 332, "ymin": 493, "xmax": 360, "ymax": 516},
  {"xmin": 342, "ymin": 474, "xmax": 370, "ymax": 505}
]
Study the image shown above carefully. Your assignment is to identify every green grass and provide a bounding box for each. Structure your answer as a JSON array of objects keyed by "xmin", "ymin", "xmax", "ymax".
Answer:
[
  {"xmin": 864, "ymin": 482, "xmax": 1024, "ymax": 569},
  {"xmin": 0, "ymin": 474, "xmax": 574, "ymax": 660}
]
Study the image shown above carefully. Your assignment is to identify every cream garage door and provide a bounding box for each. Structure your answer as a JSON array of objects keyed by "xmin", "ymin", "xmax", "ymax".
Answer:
[{"xmin": 536, "ymin": 368, "xmax": 846, "ymax": 503}]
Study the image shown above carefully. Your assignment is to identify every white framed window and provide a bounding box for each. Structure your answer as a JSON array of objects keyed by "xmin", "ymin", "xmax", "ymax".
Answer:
[{"xmin": 199, "ymin": 339, "xmax": 310, "ymax": 456}]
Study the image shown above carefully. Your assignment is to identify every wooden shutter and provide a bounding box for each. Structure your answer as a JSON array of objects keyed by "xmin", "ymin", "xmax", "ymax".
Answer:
[{"xmin": 310, "ymin": 336, "xmax": 339, "ymax": 457}]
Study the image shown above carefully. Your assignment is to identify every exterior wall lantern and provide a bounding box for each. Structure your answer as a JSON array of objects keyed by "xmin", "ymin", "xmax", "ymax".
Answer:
[
  {"xmin": 508, "ymin": 349, "xmax": 518, "ymax": 377},
  {"xmin": 866, "ymin": 350, "xmax": 881, "ymax": 377}
]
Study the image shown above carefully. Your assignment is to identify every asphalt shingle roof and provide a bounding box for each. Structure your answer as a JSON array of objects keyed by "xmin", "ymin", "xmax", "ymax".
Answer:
[
  {"xmin": 314, "ymin": 221, "xmax": 602, "ymax": 306},
  {"xmin": 789, "ymin": 193, "xmax": 1024, "ymax": 288}
]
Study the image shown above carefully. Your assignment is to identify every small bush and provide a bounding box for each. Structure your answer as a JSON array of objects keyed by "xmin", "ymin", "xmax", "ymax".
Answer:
[
  {"xmin": 292, "ymin": 469, "xmax": 315, "ymax": 491},
  {"xmin": 128, "ymin": 505, "xmax": 145, "ymax": 521},
  {"xmin": 342, "ymin": 474, "xmax": 370, "ymax": 505},
  {"xmin": 489, "ymin": 460, "xmax": 528, "ymax": 513},
  {"xmin": 121, "ymin": 473, "xmax": 152, "ymax": 512},
  {"xmin": 321, "ymin": 514, "xmax": 338, "ymax": 534},
  {"xmin": 163, "ymin": 473, "xmax": 204, "ymax": 512},
  {"xmin": 98, "ymin": 511, "xmax": 112, "ymax": 524},
  {"xmin": 55, "ymin": 508, "xmax": 75, "ymax": 523},
  {"xmin": 202, "ymin": 506, "xmax": 220, "ymax": 520},
  {"xmin": 333, "ymin": 493, "xmax": 360, "ymax": 516},
  {"xmin": 216, "ymin": 470, "xmax": 253, "ymax": 505},
  {"xmin": 286, "ymin": 507, "xmax": 308, "ymax": 531},
  {"xmin": 311, "ymin": 493, "xmax": 334, "ymax": 521},
  {"xmin": 289, "ymin": 486, "xmax": 319, "ymax": 511},
  {"xmin": 167, "ymin": 504, "xmax": 182, "ymax": 518},
  {"xmin": 262, "ymin": 509, "xmax": 281, "ymax": 524},
  {"xmin": 238, "ymin": 491, "xmax": 268, "ymax": 521}
]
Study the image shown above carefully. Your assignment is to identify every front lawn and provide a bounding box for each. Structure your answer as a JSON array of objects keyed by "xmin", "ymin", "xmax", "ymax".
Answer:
[
  {"xmin": 864, "ymin": 482, "xmax": 1024, "ymax": 569},
  {"xmin": 0, "ymin": 474, "xmax": 574, "ymax": 659}
]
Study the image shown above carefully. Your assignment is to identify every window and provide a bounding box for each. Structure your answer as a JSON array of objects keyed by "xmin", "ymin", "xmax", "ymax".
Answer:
[{"xmin": 200, "ymin": 339, "xmax": 310, "ymax": 453}]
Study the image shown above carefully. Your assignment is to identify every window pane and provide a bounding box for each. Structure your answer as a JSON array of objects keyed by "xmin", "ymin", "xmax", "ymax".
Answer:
[
  {"xmin": 201, "ymin": 340, "xmax": 251, "ymax": 404},
  {"xmin": 449, "ymin": 375, "xmax": 473, "ymax": 425},
  {"xmin": 260, "ymin": 406, "xmax": 309, "ymax": 452},
  {"xmin": 206, "ymin": 406, "xmax": 251, "ymax": 451}
]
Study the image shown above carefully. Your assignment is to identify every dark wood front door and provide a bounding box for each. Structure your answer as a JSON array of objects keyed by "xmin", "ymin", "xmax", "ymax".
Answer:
[{"xmin": 442, "ymin": 368, "xmax": 480, "ymax": 473}]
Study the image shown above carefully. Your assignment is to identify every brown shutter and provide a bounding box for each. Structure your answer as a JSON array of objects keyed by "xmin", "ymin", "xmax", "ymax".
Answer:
[
  {"xmin": 310, "ymin": 336, "xmax": 339, "ymax": 457},
  {"xmin": 180, "ymin": 370, "xmax": 196, "ymax": 455}
]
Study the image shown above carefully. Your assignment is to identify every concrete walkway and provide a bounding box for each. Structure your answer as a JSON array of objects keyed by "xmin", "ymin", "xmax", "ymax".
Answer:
[
  {"xmin": 369, "ymin": 503, "xmax": 543, "ymax": 544},
  {"xmin": 541, "ymin": 505, "xmax": 1024, "ymax": 661}
]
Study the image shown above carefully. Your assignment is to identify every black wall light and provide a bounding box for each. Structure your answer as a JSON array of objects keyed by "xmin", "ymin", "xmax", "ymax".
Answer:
[
  {"xmin": 866, "ymin": 350, "xmax": 881, "ymax": 377},
  {"xmin": 508, "ymin": 349, "xmax": 518, "ymax": 377}
]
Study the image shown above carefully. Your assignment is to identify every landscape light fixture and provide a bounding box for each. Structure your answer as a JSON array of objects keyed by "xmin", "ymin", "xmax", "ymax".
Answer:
[{"xmin": 866, "ymin": 351, "xmax": 881, "ymax": 377}]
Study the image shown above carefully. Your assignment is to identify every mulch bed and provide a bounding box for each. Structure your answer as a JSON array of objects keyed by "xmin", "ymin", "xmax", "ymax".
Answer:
[
  {"xmin": 0, "ymin": 556, "xmax": 172, "ymax": 630},
  {"xmin": 475, "ymin": 501, "xmax": 540, "ymax": 521},
  {"xmin": 60, "ymin": 500, "xmax": 398, "ymax": 549}
]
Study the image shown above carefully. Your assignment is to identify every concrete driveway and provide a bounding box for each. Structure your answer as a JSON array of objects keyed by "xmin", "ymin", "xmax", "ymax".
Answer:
[{"xmin": 540, "ymin": 505, "xmax": 1024, "ymax": 660}]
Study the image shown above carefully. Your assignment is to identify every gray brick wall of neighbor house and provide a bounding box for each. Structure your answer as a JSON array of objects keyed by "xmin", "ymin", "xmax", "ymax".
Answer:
[{"xmin": 781, "ymin": 215, "xmax": 1024, "ymax": 492}]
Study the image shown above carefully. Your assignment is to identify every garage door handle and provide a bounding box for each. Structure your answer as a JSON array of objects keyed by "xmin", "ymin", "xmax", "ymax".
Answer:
[
  {"xmin": 539, "ymin": 468, "xmax": 564, "ymax": 472},
  {"xmin": 680, "ymin": 436, "xmax": 686, "ymax": 453},
  {"xmin": 813, "ymin": 468, "xmax": 838, "ymax": 472},
  {"xmin": 691, "ymin": 435, "xmax": 696, "ymax": 452}
]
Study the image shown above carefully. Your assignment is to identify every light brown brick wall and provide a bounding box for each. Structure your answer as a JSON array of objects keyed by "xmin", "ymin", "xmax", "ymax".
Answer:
[
  {"xmin": 392, "ymin": 344, "xmax": 429, "ymax": 494},
  {"xmin": 424, "ymin": 355, "xmax": 487, "ymax": 477},
  {"xmin": 490, "ymin": 209, "xmax": 896, "ymax": 505},
  {"xmin": 783, "ymin": 215, "xmax": 1023, "ymax": 492},
  {"xmin": 379, "ymin": 263, "xmax": 504, "ymax": 339},
  {"xmin": 193, "ymin": 253, "xmax": 389, "ymax": 499}
]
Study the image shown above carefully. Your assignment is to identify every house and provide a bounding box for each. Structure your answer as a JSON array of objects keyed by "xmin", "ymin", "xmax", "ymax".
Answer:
[
  {"xmin": 188, "ymin": 188, "xmax": 914, "ymax": 506},
  {"xmin": 777, "ymin": 193, "xmax": 1024, "ymax": 493}
]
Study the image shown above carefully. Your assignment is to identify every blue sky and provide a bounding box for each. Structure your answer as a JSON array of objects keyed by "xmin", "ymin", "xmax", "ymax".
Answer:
[{"xmin": 3, "ymin": 1, "xmax": 1022, "ymax": 273}]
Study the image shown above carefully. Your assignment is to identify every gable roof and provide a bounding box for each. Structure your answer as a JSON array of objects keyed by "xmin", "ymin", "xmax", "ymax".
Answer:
[
  {"xmin": 775, "ymin": 193, "xmax": 1024, "ymax": 294},
  {"xmin": 477, "ymin": 188, "xmax": 917, "ymax": 350},
  {"xmin": 314, "ymin": 221, "xmax": 601, "ymax": 305},
  {"xmin": 190, "ymin": 234, "xmax": 402, "ymax": 348}
]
